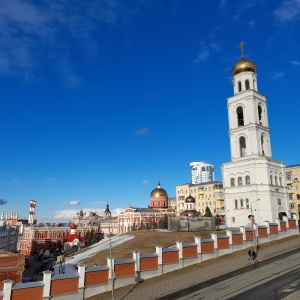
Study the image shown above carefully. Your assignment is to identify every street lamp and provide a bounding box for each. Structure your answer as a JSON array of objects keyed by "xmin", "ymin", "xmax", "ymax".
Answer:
[{"xmin": 109, "ymin": 219, "xmax": 115, "ymax": 300}]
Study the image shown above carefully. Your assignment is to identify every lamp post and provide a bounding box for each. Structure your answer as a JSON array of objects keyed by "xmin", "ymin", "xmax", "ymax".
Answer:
[{"xmin": 249, "ymin": 199, "xmax": 260, "ymax": 260}]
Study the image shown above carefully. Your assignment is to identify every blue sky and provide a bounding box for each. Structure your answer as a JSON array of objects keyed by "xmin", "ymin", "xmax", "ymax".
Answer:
[{"xmin": 0, "ymin": 0, "xmax": 300, "ymax": 221}]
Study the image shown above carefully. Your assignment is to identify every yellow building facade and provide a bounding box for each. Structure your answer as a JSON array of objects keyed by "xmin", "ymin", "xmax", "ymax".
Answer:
[
  {"xmin": 286, "ymin": 164, "xmax": 300, "ymax": 218},
  {"xmin": 175, "ymin": 181, "xmax": 224, "ymax": 220}
]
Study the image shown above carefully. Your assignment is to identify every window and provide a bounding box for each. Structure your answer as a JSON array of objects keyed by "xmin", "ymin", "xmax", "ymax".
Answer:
[
  {"xmin": 239, "ymin": 136, "xmax": 246, "ymax": 157},
  {"xmin": 237, "ymin": 106, "xmax": 244, "ymax": 126},
  {"xmin": 246, "ymin": 199, "xmax": 249, "ymax": 208},
  {"xmin": 235, "ymin": 199, "xmax": 238, "ymax": 209},
  {"xmin": 258, "ymin": 105, "xmax": 263, "ymax": 125},
  {"xmin": 297, "ymin": 194, "xmax": 300, "ymax": 200},
  {"xmin": 245, "ymin": 175, "xmax": 251, "ymax": 185},
  {"xmin": 231, "ymin": 178, "xmax": 235, "ymax": 187},
  {"xmin": 238, "ymin": 81, "xmax": 242, "ymax": 92},
  {"xmin": 270, "ymin": 175, "xmax": 273, "ymax": 185},
  {"xmin": 279, "ymin": 177, "xmax": 282, "ymax": 186},
  {"xmin": 240, "ymin": 199, "xmax": 243, "ymax": 208},
  {"xmin": 277, "ymin": 198, "xmax": 281, "ymax": 205},
  {"xmin": 245, "ymin": 79, "xmax": 250, "ymax": 90},
  {"xmin": 232, "ymin": 217, "xmax": 236, "ymax": 223},
  {"xmin": 286, "ymin": 172, "xmax": 292, "ymax": 181},
  {"xmin": 290, "ymin": 203, "xmax": 295, "ymax": 209},
  {"xmin": 289, "ymin": 194, "xmax": 293, "ymax": 200},
  {"xmin": 275, "ymin": 176, "xmax": 278, "ymax": 186},
  {"xmin": 261, "ymin": 134, "xmax": 267, "ymax": 156},
  {"xmin": 238, "ymin": 177, "xmax": 243, "ymax": 186}
]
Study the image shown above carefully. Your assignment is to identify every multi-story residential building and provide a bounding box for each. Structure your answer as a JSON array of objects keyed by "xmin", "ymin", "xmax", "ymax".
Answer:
[
  {"xmin": 175, "ymin": 181, "xmax": 224, "ymax": 220},
  {"xmin": 0, "ymin": 224, "xmax": 19, "ymax": 252},
  {"xmin": 286, "ymin": 164, "xmax": 300, "ymax": 218},
  {"xmin": 190, "ymin": 162, "xmax": 214, "ymax": 184}
]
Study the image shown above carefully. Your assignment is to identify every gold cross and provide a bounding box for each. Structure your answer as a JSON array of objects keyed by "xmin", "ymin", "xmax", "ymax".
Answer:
[{"xmin": 239, "ymin": 41, "xmax": 245, "ymax": 58}]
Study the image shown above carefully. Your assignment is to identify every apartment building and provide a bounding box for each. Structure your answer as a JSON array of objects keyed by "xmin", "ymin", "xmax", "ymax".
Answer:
[
  {"xmin": 286, "ymin": 164, "xmax": 300, "ymax": 218},
  {"xmin": 175, "ymin": 181, "xmax": 224, "ymax": 220}
]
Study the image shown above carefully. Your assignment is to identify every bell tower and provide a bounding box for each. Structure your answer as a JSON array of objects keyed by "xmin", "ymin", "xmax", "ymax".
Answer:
[{"xmin": 222, "ymin": 42, "xmax": 289, "ymax": 227}]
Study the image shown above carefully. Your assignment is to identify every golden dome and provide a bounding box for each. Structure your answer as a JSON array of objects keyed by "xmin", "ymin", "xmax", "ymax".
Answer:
[
  {"xmin": 232, "ymin": 57, "xmax": 256, "ymax": 76},
  {"xmin": 150, "ymin": 180, "xmax": 168, "ymax": 198}
]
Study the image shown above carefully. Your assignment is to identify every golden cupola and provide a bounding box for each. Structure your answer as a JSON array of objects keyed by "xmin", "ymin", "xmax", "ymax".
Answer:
[{"xmin": 232, "ymin": 41, "xmax": 256, "ymax": 76}]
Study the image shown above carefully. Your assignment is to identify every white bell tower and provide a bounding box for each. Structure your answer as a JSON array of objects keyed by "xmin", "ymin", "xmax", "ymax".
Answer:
[{"xmin": 222, "ymin": 42, "xmax": 289, "ymax": 228}]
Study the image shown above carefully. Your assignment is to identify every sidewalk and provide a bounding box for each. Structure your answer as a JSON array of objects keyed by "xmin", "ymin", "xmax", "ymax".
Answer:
[{"xmin": 107, "ymin": 236, "xmax": 300, "ymax": 300}]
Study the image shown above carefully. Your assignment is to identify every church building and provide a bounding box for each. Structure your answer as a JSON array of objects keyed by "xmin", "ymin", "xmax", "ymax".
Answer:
[{"xmin": 222, "ymin": 43, "xmax": 289, "ymax": 227}]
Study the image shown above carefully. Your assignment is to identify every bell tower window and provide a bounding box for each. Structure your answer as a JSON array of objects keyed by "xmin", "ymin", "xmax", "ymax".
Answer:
[
  {"xmin": 258, "ymin": 105, "xmax": 263, "ymax": 125},
  {"xmin": 239, "ymin": 136, "xmax": 246, "ymax": 157},
  {"xmin": 245, "ymin": 175, "xmax": 251, "ymax": 185},
  {"xmin": 230, "ymin": 178, "xmax": 235, "ymax": 187},
  {"xmin": 237, "ymin": 106, "xmax": 244, "ymax": 127},
  {"xmin": 238, "ymin": 81, "xmax": 242, "ymax": 92},
  {"xmin": 245, "ymin": 79, "xmax": 250, "ymax": 90},
  {"xmin": 238, "ymin": 177, "xmax": 243, "ymax": 186}
]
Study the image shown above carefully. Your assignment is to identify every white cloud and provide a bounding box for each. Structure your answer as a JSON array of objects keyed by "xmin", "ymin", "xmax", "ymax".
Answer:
[
  {"xmin": 13, "ymin": 201, "xmax": 20, "ymax": 205},
  {"xmin": 273, "ymin": 0, "xmax": 300, "ymax": 22},
  {"xmin": 193, "ymin": 41, "xmax": 221, "ymax": 64},
  {"xmin": 68, "ymin": 200, "xmax": 80, "ymax": 206},
  {"xmin": 0, "ymin": 0, "xmax": 142, "ymax": 85},
  {"xmin": 91, "ymin": 201, "xmax": 105, "ymax": 205},
  {"xmin": 53, "ymin": 207, "xmax": 124, "ymax": 219},
  {"xmin": 271, "ymin": 71, "xmax": 285, "ymax": 79},
  {"xmin": 291, "ymin": 60, "xmax": 300, "ymax": 65},
  {"xmin": 11, "ymin": 178, "xmax": 19, "ymax": 184},
  {"xmin": 142, "ymin": 180, "xmax": 148, "ymax": 184},
  {"xmin": 135, "ymin": 127, "xmax": 148, "ymax": 135},
  {"xmin": 248, "ymin": 20, "xmax": 256, "ymax": 28}
]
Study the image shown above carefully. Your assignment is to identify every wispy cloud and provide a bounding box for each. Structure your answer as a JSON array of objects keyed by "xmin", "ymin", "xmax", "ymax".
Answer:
[
  {"xmin": 12, "ymin": 201, "xmax": 20, "ymax": 205},
  {"xmin": 248, "ymin": 20, "xmax": 256, "ymax": 28},
  {"xmin": 0, "ymin": 199, "xmax": 8, "ymax": 205},
  {"xmin": 193, "ymin": 41, "xmax": 221, "ymax": 64},
  {"xmin": 271, "ymin": 71, "xmax": 285, "ymax": 79},
  {"xmin": 135, "ymin": 127, "xmax": 148, "ymax": 135},
  {"xmin": 0, "ymin": 0, "xmax": 142, "ymax": 86},
  {"xmin": 11, "ymin": 179, "xmax": 19, "ymax": 184},
  {"xmin": 53, "ymin": 207, "xmax": 124, "ymax": 219},
  {"xmin": 273, "ymin": 0, "xmax": 300, "ymax": 22},
  {"xmin": 291, "ymin": 60, "xmax": 300, "ymax": 65},
  {"xmin": 68, "ymin": 200, "xmax": 80, "ymax": 206},
  {"xmin": 142, "ymin": 180, "xmax": 148, "ymax": 184},
  {"xmin": 91, "ymin": 201, "xmax": 105, "ymax": 205}
]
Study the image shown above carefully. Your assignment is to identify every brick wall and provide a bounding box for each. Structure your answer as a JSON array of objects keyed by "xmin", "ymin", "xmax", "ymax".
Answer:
[
  {"xmin": 258, "ymin": 228, "xmax": 268, "ymax": 237},
  {"xmin": 280, "ymin": 222, "xmax": 287, "ymax": 231},
  {"xmin": 201, "ymin": 242, "xmax": 214, "ymax": 253},
  {"xmin": 140, "ymin": 257, "xmax": 158, "ymax": 270},
  {"xmin": 245, "ymin": 231, "xmax": 255, "ymax": 241},
  {"xmin": 50, "ymin": 278, "xmax": 79, "ymax": 296},
  {"xmin": 232, "ymin": 234, "xmax": 243, "ymax": 244},
  {"xmin": 85, "ymin": 270, "xmax": 109, "ymax": 286},
  {"xmin": 217, "ymin": 238, "xmax": 229, "ymax": 249},
  {"xmin": 11, "ymin": 286, "xmax": 43, "ymax": 300},
  {"xmin": 0, "ymin": 251, "xmax": 25, "ymax": 290},
  {"xmin": 269, "ymin": 225, "xmax": 279, "ymax": 234},
  {"xmin": 183, "ymin": 246, "xmax": 197, "ymax": 258},
  {"xmin": 114, "ymin": 263, "xmax": 135, "ymax": 278},
  {"xmin": 162, "ymin": 251, "xmax": 179, "ymax": 264}
]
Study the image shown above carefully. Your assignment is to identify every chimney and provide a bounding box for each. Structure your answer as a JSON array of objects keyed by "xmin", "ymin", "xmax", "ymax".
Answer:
[{"xmin": 28, "ymin": 200, "xmax": 36, "ymax": 224}]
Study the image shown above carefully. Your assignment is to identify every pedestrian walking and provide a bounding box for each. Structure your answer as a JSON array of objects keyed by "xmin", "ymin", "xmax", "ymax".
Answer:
[
  {"xmin": 248, "ymin": 250, "xmax": 252, "ymax": 260},
  {"xmin": 252, "ymin": 250, "xmax": 256, "ymax": 260}
]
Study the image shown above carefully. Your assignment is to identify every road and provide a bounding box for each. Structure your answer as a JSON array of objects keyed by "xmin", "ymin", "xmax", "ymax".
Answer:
[{"xmin": 162, "ymin": 251, "xmax": 300, "ymax": 300}]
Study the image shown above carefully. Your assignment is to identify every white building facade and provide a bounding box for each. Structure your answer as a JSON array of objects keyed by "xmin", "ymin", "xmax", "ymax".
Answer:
[
  {"xmin": 190, "ymin": 161, "xmax": 214, "ymax": 184},
  {"xmin": 222, "ymin": 44, "xmax": 289, "ymax": 228}
]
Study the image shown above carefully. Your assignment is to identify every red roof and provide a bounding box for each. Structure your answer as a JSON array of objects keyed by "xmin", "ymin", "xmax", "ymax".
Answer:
[{"xmin": 63, "ymin": 234, "xmax": 85, "ymax": 243}]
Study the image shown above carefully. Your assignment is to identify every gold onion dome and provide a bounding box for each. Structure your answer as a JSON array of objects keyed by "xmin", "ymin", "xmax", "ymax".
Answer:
[
  {"xmin": 232, "ymin": 41, "xmax": 256, "ymax": 76},
  {"xmin": 150, "ymin": 180, "xmax": 168, "ymax": 198}
]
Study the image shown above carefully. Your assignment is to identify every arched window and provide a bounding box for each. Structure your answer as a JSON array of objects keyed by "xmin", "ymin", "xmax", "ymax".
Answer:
[
  {"xmin": 245, "ymin": 175, "xmax": 251, "ymax": 185},
  {"xmin": 231, "ymin": 178, "xmax": 235, "ymax": 187},
  {"xmin": 270, "ymin": 175, "xmax": 273, "ymax": 185},
  {"xmin": 239, "ymin": 136, "xmax": 246, "ymax": 157},
  {"xmin": 261, "ymin": 134, "xmax": 267, "ymax": 156},
  {"xmin": 279, "ymin": 177, "xmax": 282, "ymax": 186},
  {"xmin": 237, "ymin": 106, "xmax": 244, "ymax": 126},
  {"xmin": 258, "ymin": 105, "xmax": 263, "ymax": 125},
  {"xmin": 245, "ymin": 79, "xmax": 250, "ymax": 90},
  {"xmin": 238, "ymin": 177, "xmax": 243, "ymax": 186},
  {"xmin": 275, "ymin": 176, "xmax": 278, "ymax": 186},
  {"xmin": 238, "ymin": 81, "xmax": 242, "ymax": 92},
  {"xmin": 246, "ymin": 199, "xmax": 249, "ymax": 208},
  {"xmin": 240, "ymin": 199, "xmax": 243, "ymax": 208},
  {"xmin": 235, "ymin": 200, "xmax": 238, "ymax": 209}
]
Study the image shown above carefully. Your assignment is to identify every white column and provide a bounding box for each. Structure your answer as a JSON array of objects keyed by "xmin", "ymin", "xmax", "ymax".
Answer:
[
  {"xmin": 77, "ymin": 264, "xmax": 86, "ymax": 288},
  {"xmin": 264, "ymin": 221, "xmax": 270, "ymax": 234},
  {"xmin": 211, "ymin": 234, "xmax": 218, "ymax": 249},
  {"xmin": 42, "ymin": 271, "xmax": 52, "ymax": 299},
  {"xmin": 240, "ymin": 226, "xmax": 246, "ymax": 240},
  {"xmin": 176, "ymin": 241, "xmax": 183, "ymax": 268},
  {"xmin": 226, "ymin": 230, "xmax": 233, "ymax": 245},
  {"xmin": 106, "ymin": 257, "xmax": 115, "ymax": 280},
  {"xmin": 3, "ymin": 279, "xmax": 13, "ymax": 300},
  {"xmin": 155, "ymin": 245, "xmax": 163, "ymax": 275}
]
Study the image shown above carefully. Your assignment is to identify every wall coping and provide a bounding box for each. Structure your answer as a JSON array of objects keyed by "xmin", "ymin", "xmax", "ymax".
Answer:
[
  {"xmin": 162, "ymin": 247, "xmax": 179, "ymax": 253},
  {"xmin": 257, "ymin": 225, "xmax": 268, "ymax": 228},
  {"xmin": 52, "ymin": 273, "xmax": 79, "ymax": 280},
  {"xmin": 232, "ymin": 231, "xmax": 243, "ymax": 235},
  {"xmin": 217, "ymin": 235, "xmax": 230, "ymax": 239},
  {"xmin": 12, "ymin": 281, "xmax": 45, "ymax": 290},
  {"xmin": 115, "ymin": 259, "xmax": 135, "ymax": 265},
  {"xmin": 269, "ymin": 223, "xmax": 278, "ymax": 226},
  {"xmin": 86, "ymin": 266, "xmax": 109, "ymax": 272},
  {"xmin": 280, "ymin": 221, "xmax": 287, "ymax": 223},
  {"xmin": 182, "ymin": 243, "xmax": 197, "ymax": 247},
  {"xmin": 140, "ymin": 253, "xmax": 159, "ymax": 258},
  {"xmin": 245, "ymin": 228, "xmax": 255, "ymax": 232},
  {"xmin": 201, "ymin": 239, "xmax": 214, "ymax": 243}
]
